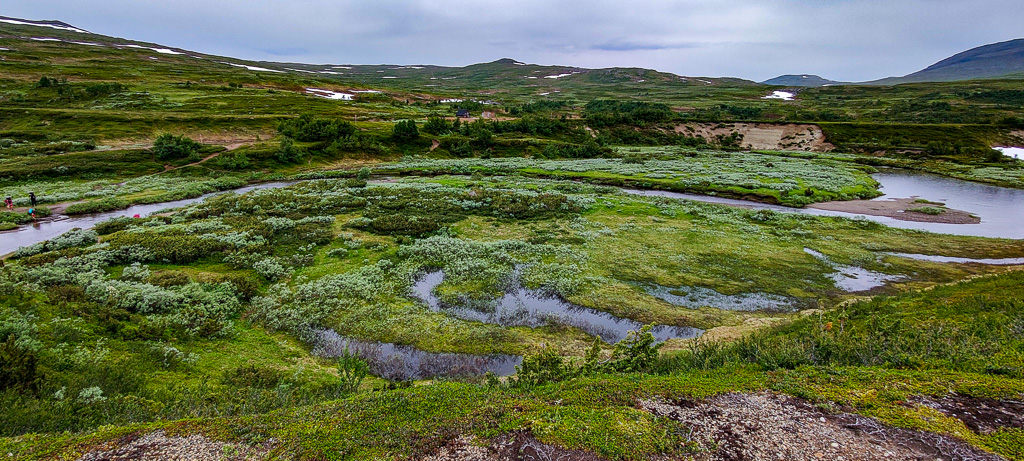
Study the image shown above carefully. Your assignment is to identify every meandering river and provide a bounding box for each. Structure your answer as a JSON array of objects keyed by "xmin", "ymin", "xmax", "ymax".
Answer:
[
  {"xmin": 3, "ymin": 170, "xmax": 1023, "ymax": 256},
  {"xmin": 1, "ymin": 182, "xmax": 295, "ymax": 255},
  {"xmin": 625, "ymin": 170, "xmax": 1024, "ymax": 240},
  {"xmin": 3, "ymin": 169, "xmax": 1021, "ymax": 377}
]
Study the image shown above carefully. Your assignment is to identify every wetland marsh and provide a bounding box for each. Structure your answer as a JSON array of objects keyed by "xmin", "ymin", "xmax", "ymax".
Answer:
[{"xmin": 3, "ymin": 17, "xmax": 1024, "ymax": 459}]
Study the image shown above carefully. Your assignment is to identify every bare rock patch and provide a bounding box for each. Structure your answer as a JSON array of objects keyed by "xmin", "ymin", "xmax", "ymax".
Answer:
[
  {"xmin": 639, "ymin": 391, "xmax": 1002, "ymax": 461},
  {"xmin": 77, "ymin": 430, "xmax": 273, "ymax": 461}
]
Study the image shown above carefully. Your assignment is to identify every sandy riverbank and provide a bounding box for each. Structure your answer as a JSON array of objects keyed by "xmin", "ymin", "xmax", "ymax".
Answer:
[{"xmin": 808, "ymin": 198, "xmax": 980, "ymax": 224}]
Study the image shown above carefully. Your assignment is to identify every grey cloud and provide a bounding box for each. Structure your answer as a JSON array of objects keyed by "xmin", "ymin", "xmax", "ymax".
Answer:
[
  {"xmin": 591, "ymin": 41, "xmax": 703, "ymax": 52},
  {"xmin": 2, "ymin": 0, "xmax": 1022, "ymax": 82},
  {"xmin": 260, "ymin": 48, "xmax": 309, "ymax": 57}
]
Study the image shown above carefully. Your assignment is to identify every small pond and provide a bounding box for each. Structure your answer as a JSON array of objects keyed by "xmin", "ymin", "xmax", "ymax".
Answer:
[
  {"xmin": 640, "ymin": 283, "xmax": 795, "ymax": 311},
  {"xmin": 411, "ymin": 270, "xmax": 703, "ymax": 343},
  {"xmin": 804, "ymin": 248, "xmax": 902, "ymax": 292},
  {"xmin": 311, "ymin": 328, "xmax": 522, "ymax": 381}
]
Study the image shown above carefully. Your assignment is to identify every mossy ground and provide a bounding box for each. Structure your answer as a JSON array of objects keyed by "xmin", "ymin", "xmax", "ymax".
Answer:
[
  {"xmin": 1, "ymin": 175, "xmax": 1022, "ymax": 460},
  {"xmin": 8, "ymin": 270, "xmax": 1024, "ymax": 459},
  {"xmin": 1, "ymin": 22, "xmax": 1023, "ymax": 460},
  {"xmin": 3, "ymin": 366, "xmax": 1021, "ymax": 460}
]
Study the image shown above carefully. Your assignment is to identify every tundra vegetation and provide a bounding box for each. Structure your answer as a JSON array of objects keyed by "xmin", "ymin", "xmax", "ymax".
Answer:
[
  {"xmin": 0, "ymin": 20, "xmax": 1023, "ymax": 460},
  {"xmin": 3, "ymin": 176, "xmax": 1024, "ymax": 458}
]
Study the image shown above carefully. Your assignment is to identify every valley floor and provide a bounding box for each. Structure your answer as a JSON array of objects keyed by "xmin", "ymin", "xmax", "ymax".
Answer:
[
  {"xmin": 1, "ymin": 171, "xmax": 1022, "ymax": 460},
  {"xmin": 2, "ymin": 21, "xmax": 1024, "ymax": 460}
]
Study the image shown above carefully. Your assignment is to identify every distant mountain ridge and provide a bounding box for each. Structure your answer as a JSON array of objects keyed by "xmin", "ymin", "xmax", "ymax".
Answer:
[
  {"xmin": 0, "ymin": 17, "xmax": 756, "ymax": 90},
  {"xmin": 0, "ymin": 16, "xmax": 90, "ymax": 34},
  {"xmin": 869, "ymin": 38, "xmax": 1024, "ymax": 84},
  {"xmin": 2, "ymin": 15, "xmax": 1023, "ymax": 87},
  {"xmin": 761, "ymin": 74, "xmax": 846, "ymax": 87},
  {"xmin": 764, "ymin": 39, "xmax": 1024, "ymax": 86}
]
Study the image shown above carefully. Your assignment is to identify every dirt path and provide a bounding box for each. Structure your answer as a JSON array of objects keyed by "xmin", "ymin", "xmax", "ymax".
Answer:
[
  {"xmin": 3, "ymin": 142, "xmax": 254, "ymax": 227},
  {"xmin": 157, "ymin": 142, "xmax": 250, "ymax": 174},
  {"xmin": 9, "ymin": 200, "xmax": 87, "ymax": 216},
  {"xmin": 429, "ymin": 139, "xmax": 440, "ymax": 152}
]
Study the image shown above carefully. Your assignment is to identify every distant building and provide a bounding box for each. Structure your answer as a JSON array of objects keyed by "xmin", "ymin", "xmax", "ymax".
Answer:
[{"xmin": 455, "ymin": 109, "xmax": 470, "ymax": 117}]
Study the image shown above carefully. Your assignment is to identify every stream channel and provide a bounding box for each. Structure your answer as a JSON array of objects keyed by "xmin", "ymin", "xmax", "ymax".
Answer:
[{"xmin": 3, "ymin": 170, "xmax": 1023, "ymax": 379}]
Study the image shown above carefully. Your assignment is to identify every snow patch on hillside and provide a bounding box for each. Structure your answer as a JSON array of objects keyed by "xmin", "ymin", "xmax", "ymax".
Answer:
[
  {"xmin": 27, "ymin": 37, "xmax": 105, "ymax": 48},
  {"xmin": 995, "ymin": 147, "xmax": 1023, "ymax": 159},
  {"xmin": 218, "ymin": 61, "xmax": 284, "ymax": 73},
  {"xmin": 120, "ymin": 44, "xmax": 182, "ymax": 55},
  {"xmin": 762, "ymin": 91, "xmax": 795, "ymax": 101},
  {"xmin": 306, "ymin": 88, "xmax": 354, "ymax": 100},
  {"xmin": 0, "ymin": 18, "xmax": 88, "ymax": 33}
]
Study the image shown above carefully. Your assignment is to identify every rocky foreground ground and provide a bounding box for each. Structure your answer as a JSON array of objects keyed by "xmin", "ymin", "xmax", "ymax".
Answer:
[{"xmin": 74, "ymin": 391, "xmax": 1022, "ymax": 461}]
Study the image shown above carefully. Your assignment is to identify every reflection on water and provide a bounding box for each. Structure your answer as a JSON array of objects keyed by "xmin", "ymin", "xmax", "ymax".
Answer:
[
  {"xmin": 624, "ymin": 169, "xmax": 1024, "ymax": 239},
  {"xmin": 805, "ymin": 248, "xmax": 902, "ymax": 292},
  {"xmin": 310, "ymin": 328, "xmax": 522, "ymax": 381},
  {"xmin": 1, "ymin": 182, "xmax": 295, "ymax": 255},
  {"xmin": 868, "ymin": 171, "xmax": 1024, "ymax": 237},
  {"xmin": 411, "ymin": 270, "xmax": 703, "ymax": 343},
  {"xmin": 888, "ymin": 253, "xmax": 1024, "ymax": 265},
  {"xmin": 641, "ymin": 283, "xmax": 796, "ymax": 311},
  {"xmin": 8, "ymin": 169, "xmax": 1022, "ymax": 257}
]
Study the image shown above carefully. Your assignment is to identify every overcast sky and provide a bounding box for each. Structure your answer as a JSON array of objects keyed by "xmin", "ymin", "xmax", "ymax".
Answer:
[{"xmin": 4, "ymin": 0, "xmax": 1022, "ymax": 82}]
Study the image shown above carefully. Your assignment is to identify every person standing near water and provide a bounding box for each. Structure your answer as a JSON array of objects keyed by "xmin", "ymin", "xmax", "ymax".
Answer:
[
  {"xmin": 4, "ymin": 196, "xmax": 12, "ymax": 211},
  {"xmin": 29, "ymin": 192, "xmax": 37, "ymax": 207}
]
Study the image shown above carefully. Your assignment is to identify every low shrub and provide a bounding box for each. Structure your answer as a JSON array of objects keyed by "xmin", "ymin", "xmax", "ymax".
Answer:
[
  {"xmin": 337, "ymin": 348, "xmax": 370, "ymax": 394},
  {"xmin": 65, "ymin": 198, "xmax": 129, "ymax": 215},
  {"xmin": 222, "ymin": 365, "xmax": 285, "ymax": 389},
  {"xmin": 391, "ymin": 120, "xmax": 419, "ymax": 142},
  {"xmin": 510, "ymin": 347, "xmax": 574, "ymax": 388},
  {"xmin": 153, "ymin": 134, "xmax": 202, "ymax": 161},
  {"xmin": 907, "ymin": 206, "xmax": 946, "ymax": 215},
  {"xmin": 94, "ymin": 217, "xmax": 138, "ymax": 235},
  {"xmin": 104, "ymin": 232, "xmax": 226, "ymax": 263},
  {"xmin": 11, "ymin": 228, "xmax": 98, "ymax": 259},
  {"xmin": 148, "ymin": 270, "xmax": 191, "ymax": 287}
]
